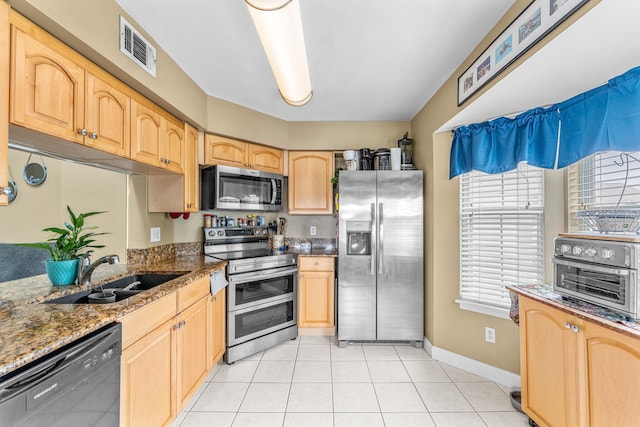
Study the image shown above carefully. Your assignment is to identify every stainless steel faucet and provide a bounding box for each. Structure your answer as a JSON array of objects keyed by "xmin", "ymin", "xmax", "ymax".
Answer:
[{"xmin": 78, "ymin": 250, "xmax": 120, "ymax": 286}]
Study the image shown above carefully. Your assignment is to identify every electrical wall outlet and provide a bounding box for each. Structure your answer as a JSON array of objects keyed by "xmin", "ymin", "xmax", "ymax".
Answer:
[
  {"xmin": 150, "ymin": 227, "xmax": 161, "ymax": 242},
  {"xmin": 485, "ymin": 327, "xmax": 496, "ymax": 344},
  {"xmin": 310, "ymin": 226, "xmax": 317, "ymax": 236}
]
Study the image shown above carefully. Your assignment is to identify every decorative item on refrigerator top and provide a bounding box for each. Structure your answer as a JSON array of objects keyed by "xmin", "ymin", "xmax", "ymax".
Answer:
[
  {"xmin": 372, "ymin": 148, "xmax": 391, "ymax": 170},
  {"xmin": 397, "ymin": 132, "xmax": 417, "ymax": 170}
]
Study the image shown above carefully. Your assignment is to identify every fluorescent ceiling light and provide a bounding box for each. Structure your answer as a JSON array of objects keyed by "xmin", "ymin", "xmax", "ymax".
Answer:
[{"xmin": 246, "ymin": 0, "xmax": 313, "ymax": 106}]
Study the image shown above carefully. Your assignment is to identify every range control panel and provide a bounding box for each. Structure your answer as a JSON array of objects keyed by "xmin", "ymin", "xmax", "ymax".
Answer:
[{"xmin": 204, "ymin": 226, "xmax": 270, "ymax": 242}]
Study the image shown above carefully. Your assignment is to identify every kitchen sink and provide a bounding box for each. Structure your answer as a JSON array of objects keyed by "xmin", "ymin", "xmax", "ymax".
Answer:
[{"xmin": 44, "ymin": 273, "xmax": 185, "ymax": 304}]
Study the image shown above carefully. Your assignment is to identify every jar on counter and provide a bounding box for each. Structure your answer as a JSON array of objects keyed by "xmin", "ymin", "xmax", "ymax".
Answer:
[
  {"xmin": 204, "ymin": 214, "xmax": 212, "ymax": 228},
  {"xmin": 212, "ymin": 215, "xmax": 219, "ymax": 227},
  {"xmin": 220, "ymin": 216, "xmax": 227, "ymax": 227}
]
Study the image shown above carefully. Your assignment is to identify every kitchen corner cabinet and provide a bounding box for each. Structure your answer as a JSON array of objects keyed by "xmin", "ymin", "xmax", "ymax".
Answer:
[
  {"xmin": 10, "ymin": 15, "xmax": 131, "ymax": 157},
  {"xmin": 0, "ymin": 2, "xmax": 9, "ymax": 206},
  {"xmin": 120, "ymin": 276, "xmax": 212, "ymax": 427},
  {"xmin": 288, "ymin": 151, "xmax": 334, "ymax": 215},
  {"xmin": 131, "ymin": 97, "xmax": 184, "ymax": 173},
  {"xmin": 207, "ymin": 288, "xmax": 226, "ymax": 369},
  {"xmin": 298, "ymin": 256, "xmax": 335, "ymax": 334},
  {"xmin": 147, "ymin": 122, "xmax": 199, "ymax": 213},
  {"xmin": 203, "ymin": 134, "xmax": 284, "ymax": 174},
  {"xmin": 519, "ymin": 296, "xmax": 640, "ymax": 427}
]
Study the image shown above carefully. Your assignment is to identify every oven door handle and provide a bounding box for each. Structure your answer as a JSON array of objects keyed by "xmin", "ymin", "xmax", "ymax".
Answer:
[
  {"xmin": 552, "ymin": 257, "xmax": 631, "ymax": 276},
  {"xmin": 229, "ymin": 266, "xmax": 299, "ymax": 284}
]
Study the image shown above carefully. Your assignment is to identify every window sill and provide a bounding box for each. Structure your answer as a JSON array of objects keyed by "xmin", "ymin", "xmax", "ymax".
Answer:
[{"xmin": 455, "ymin": 299, "xmax": 511, "ymax": 320}]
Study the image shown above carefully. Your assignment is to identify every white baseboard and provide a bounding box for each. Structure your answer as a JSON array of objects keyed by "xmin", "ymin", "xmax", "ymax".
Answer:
[{"xmin": 423, "ymin": 337, "xmax": 521, "ymax": 389}]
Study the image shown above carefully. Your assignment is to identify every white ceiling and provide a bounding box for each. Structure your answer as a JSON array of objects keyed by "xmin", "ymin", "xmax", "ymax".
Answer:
[
  {"xmin": 439, "ymin": 0, "xmax": 640, "ymax": 131},
  {"xmin": 115, "ymin": 0, "xmax": 515, "ymax": 122}
]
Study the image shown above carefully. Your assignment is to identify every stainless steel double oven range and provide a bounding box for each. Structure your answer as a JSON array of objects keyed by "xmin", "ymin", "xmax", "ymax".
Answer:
[{"xmin": 204, "ymin": 226, "xmax": 298, "ymax": 363}]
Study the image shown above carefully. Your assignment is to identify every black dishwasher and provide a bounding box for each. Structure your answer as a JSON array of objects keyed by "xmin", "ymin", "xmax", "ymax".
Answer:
[{"xmin": 0, "ymin": 323, "xmax": 121, "ymax": 427}]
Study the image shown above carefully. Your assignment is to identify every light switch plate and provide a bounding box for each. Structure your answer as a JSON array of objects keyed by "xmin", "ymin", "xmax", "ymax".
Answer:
[{"xmin": 150, "ymin": 227, "xmax": 161, "ymax": 242}]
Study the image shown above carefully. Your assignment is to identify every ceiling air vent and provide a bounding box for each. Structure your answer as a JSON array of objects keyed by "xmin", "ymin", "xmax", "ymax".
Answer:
[{"xmin": 119, "ymin": 16, "xmax": 156, "ymax": 77}]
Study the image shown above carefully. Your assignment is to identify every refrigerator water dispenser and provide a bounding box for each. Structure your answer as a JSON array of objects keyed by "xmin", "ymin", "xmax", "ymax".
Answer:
[{"xmin": 346, "ymin": 221, "xmax": 371, "ymax": 255}]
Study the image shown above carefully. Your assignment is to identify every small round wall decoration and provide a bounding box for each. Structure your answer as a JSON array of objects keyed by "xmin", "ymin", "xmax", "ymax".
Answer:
[{"xmin": 23, "ymin": 153, "xmax": 47, "ymax": 186}]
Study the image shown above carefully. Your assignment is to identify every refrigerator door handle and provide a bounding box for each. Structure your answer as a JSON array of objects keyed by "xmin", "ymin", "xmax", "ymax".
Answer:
[
  {"xmin": 378, "ymin": 202, "xmax": 384, "ymax": 274},
  {"xmin": 370, "ymin": 202, "xmax": 376, "ymax": 274}
]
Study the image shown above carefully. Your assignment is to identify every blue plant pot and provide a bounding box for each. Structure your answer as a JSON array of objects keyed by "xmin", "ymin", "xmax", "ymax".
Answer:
[{"xmin": 45, "ymin": 259, "xmax": 79, "ymax": 286}]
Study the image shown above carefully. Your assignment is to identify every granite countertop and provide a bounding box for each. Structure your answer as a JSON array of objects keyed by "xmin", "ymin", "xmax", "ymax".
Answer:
[
  {"xmin": 508, "ymin": 283, "xmax": 640, "ymax": 339},
  {"xmin": 0, "ymin": 254, "xmax": 226, "ymax": 377}
]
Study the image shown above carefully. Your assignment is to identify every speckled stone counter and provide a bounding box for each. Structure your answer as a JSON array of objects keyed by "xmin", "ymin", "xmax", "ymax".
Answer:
[
  {"xmin": 0, "ymin": 248, "xmax": 225, "ymax": 377},
  {"xmin": 508, "ymin": 283, "xmax": 640, "ymax": 339}
]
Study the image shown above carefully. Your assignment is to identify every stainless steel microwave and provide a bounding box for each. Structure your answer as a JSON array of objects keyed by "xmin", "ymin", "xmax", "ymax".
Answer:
[{"xmin": 200, "ymin": 165, "xmax": 283, "ymax": 212}]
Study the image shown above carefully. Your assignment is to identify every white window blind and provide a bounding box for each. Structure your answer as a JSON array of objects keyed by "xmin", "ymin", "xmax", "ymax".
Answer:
[
  {"xmin": 459, "ymin": 163, "xmax": 545, "ymax": 315},
  {"xmin": 568, "ymin": 151, "xmax": 640, "ymax": 231}
]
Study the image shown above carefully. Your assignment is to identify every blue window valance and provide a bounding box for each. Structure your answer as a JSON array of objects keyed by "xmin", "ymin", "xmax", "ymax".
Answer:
[
  {"xmin": 449, "ymin": 107, "xmax": 559, "ymax": 178},
  {"xmin": 557, "ymin": 66, "xmax": 640, "ymax": 168},
  {"xmin": 450, "ymin": 65, "xmax": 640, "ymax": 178}
]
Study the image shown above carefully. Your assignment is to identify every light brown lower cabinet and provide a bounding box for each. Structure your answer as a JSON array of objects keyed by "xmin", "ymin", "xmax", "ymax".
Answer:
[
  {"xmin": 207, "ymin": 288, "xmax": 226, "ymax": 369},
  {"xmin": 119, "ymin": 277, "xmax": 227, "ymax": 427},
  {"xmin": 298, "ymin": 256, "xmax": 335, "ymax": 334},
  {"xmin": 519, "ymin": 295, "xmax": 640, "ymax": 427}
]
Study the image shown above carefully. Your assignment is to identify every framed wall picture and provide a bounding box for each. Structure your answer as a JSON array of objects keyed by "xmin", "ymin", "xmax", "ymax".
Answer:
[{"xmin": 457, "ymin": 0, "xmax": 589, "ymax": 106}]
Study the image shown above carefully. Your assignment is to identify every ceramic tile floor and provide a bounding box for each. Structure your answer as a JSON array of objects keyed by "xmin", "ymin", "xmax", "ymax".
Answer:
[{"xmin": 171, "ymin": 336, "xmax": 531, "ymax": 427}]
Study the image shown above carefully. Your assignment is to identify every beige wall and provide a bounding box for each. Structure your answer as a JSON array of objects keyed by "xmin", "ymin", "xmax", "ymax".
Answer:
[
  {"xmin": 0, "ymin": 150, "xmax": 127, "ymax": 260},
  {"xmin": 412, "ymin": 0, "xmax": 601, "ymax": 373}
]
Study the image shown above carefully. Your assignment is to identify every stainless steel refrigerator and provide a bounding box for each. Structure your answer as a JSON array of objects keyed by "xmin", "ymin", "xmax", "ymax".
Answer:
[{"xmin": 338, "ymin": 170, "xmax": 423, "ymax": 346}]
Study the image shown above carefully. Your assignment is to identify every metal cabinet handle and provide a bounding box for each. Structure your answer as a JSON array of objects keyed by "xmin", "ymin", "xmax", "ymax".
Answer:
[
  {"xmin": 571, "ymin": 325, "xmax": 580, "ymax": 333},
  {"xmin": 564, "ymin": 321, "xmax": 571, "ymax": 329},
  {"xmin": 88, "ymin": 132, "xmax": 98, "ymax": 139},
  {"xmin": 78, "ymin": 129, "xmax": 88, "ymax": 136},
  {"xmin": 2, "ymin": 186, "xmax": 12, "ymax": 196}
]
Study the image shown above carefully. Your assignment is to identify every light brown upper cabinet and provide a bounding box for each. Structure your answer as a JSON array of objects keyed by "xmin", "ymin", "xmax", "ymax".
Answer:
[
  {"xmin": 0, "ymin": 2, "xmax": 9, "ymax": 206},
  {"xmin": 204, "ymin": 134, "xmax": 284, "ymax": 174},
  {"xmin": 288, "ymin": 151, "xmax": 334, "ymax": 215},
  {"xmin": 183, "ymin": 123, "xmax": 200, "ymax": 212},
  {"xmin": 10, "ymin": 15, "xmax": 130, "ymax": 157},
  {"xmin": 131, "ymin": 97, "xmax": 184, "ymax": 174},
  {"xmin": 147, "ymin": 122, "xmax": 198, "ymax": 213}
]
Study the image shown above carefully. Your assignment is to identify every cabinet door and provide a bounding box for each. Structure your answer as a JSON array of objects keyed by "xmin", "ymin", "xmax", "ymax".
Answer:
[
  {"xmin": 203, "ymin": 134, "xmax": 247, "ymax": 167},
  {"xmin": 184, "ymin": 123, "xmax": 199, "ymax": 212},
  {"xmin": 85, "ymin": 72, "xmax": 130, "ymax": 157},
  {"xmin": 121, "ymin": 318, "xmax": 176, "ymax": 427},
  {"xmin": 249, "ymin": 144, "xmax": 284, "ymax": 173},
  {"xmin": 520, "ymin": 297, "xmax": 581, "ymax": 427},
  {"xmin": 298, "ymin": 257, "xmax": 335, "ymax": 329},
  {"xmin": 583, "ymin": 321, "xmax": 640, "ymax": 427},
  {"xmin": 288, "ymin": 151, "xmax": 334, "ymax": 214},
  {"xmin": 208, "ymin": 288, "xmax": 226, "ymax": 369},
  {"xmin": 10, "ymin": 25, "xmax": 85, "ymax": 143},
  {"xmin": 0, "ymin": 2, "xmax": 9, "ymax": 206},
  {"xmin": 176, "ymin": 296, "xmax": 209, "ymax": 411},
  {"xmin": 163, "ymin": 116, "xmax": 185, "ymax": 174},
  {"xmin": 130, "ymin": 98, "xmax": 162, "ymax": 167}
]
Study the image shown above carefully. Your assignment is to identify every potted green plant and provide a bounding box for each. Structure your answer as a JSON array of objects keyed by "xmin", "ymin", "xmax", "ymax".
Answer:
[{"xmin": 22, "ymin": 206, "xmax": 107, "ymax": 285}]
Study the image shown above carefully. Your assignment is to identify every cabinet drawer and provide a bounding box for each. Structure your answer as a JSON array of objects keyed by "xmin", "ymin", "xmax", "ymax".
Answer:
[
  {"xmin": 177, "ymin": 276, "xmax": 210, "ymax": 313},
  {"xmin": 120, "ymin": 292, "xmax": 177, "ymax": 350},
  {"xmin": 299, "ymin": 256, "xmax": 334, "ymax": 271}
]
